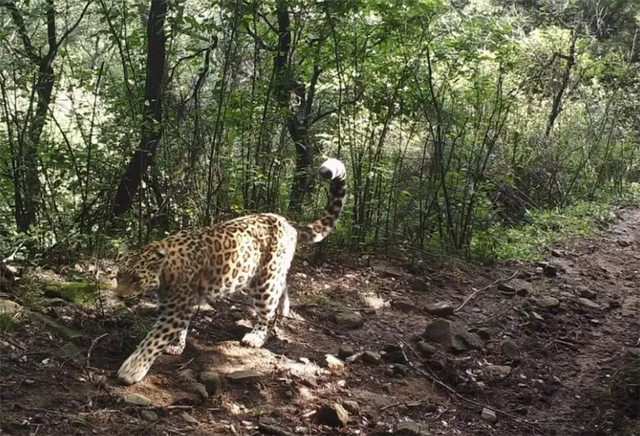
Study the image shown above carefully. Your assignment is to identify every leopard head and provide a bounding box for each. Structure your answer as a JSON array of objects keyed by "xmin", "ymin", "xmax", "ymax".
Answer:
[{"xmin": 114, "ymin": 243, "xmax": 167, "ymax": 302}]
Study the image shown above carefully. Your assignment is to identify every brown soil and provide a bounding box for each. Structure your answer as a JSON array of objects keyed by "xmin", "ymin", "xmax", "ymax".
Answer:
[{"xmin": 1, "ymin": 207, "xmax": 640, "ymax": 436}]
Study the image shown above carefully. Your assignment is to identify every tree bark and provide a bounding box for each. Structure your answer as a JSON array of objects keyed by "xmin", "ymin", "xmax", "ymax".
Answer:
[
  {"xmin": 111, "ymin": 0, "xmax": 168, "ymax": 217},
  {"xmin": 545, "ymin": 31, "xmax": 578, "ymax": 137}
]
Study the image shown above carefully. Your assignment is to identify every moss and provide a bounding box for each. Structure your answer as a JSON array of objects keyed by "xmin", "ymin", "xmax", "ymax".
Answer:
[{"xmin": 43, "ymin": 281, "xmax": 110, "ymax": 306}]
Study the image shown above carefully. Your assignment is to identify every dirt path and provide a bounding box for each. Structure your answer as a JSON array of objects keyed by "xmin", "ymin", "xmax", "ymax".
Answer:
[{"xmin": 1, "ymin": 207, "xmax": 639, "ymax": 436}]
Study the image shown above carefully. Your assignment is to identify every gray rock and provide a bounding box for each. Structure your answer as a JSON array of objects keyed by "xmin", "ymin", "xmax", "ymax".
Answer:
[
  {"xmin": 332, "ymin": 310, "xmax": 364, "ymax": 329},
  {"xmin": 0, "ymin": 299, "xmax": 22, "ymax": 314},
  {"xmin": 181, "ymin": 411, "xmax": 198, "ymax": 424},
  {"xmin": 543, "ymin": 264, "xmax": 559, "ymax": 277},
  {"xmin": 191, "ymin": 382, "xmax": 209, "ymax": 401},
  {"xmin": 535, "ymin": 296, "xmax": 560, "ymax": 309},
  {"xmin": 498, "ymin": 279, "xmax": 532, "ymax": 296},
  {"xmin": 416, "ymin": 341, "xmax": 436, "ymax": 357},
  {"xmin": 577, "ymin": 286, "xmax": 597, "ymax": 300},
  {"xmin": 342, "ymin": 400, "xmax": 360, "ymax": 415},
  {"xmin": 199, "ymin": 371, "xmax": 224, "ymax": 394},
  {"xmin": 481, "ymin": 365, "xmax": 512, "ymax": 381},
  {"xmin": 625, "ymin": 347, "xmax": 640, "ymax": 359},
  {"xmin": 424, "ymin": 301, "xmax": 454, "ymax": 317},
  {"xmin": 394, "ymin": 420, "xmax": 428, "ymax": 435},
  {"xmin": 392, "ymin": 299, "xmax": 419, "ymax": 313},
  {"xmin": 476, "ymin": 328, "xmax": 492, "ymax": 341},
  {"xmin": 124, "ymin": 393, "xmax": 152, "ymax": 407},
  {"xmin": 316, "ymin": 403, "xmax": 349, "ymax": 427},
  {"xmin": 338, "ymin": 345, "xmax": 355, "ymax": 359},
  {"xmin": 412, "ymin": 278, "xmax": 429, "ymax": 292},
  {"xmin": 42, "ymin": 298, "xmax": 68, "ymax": 307},
  {"xmin": 578, "ymin": 298, "xmax": 601, "ymax": 310},
  {"xmin": 140, "ymin": 410, "xmax": 159, "ymax": 422},
  {"xmin": 323, "ymin": 354, "xmax": 345, "ymax": 371},
  {"xmin": 391, "ymin": 364, "xmax": 409, "ymax": 376},
  {"xmin": 362, "ymin": 351, "xmax": 382, "ymax": 364},
  {"xmin": 501, "ymin": 338, "xmax": 519, "ymax": 359},
  {"xmin": 424, "ymin": 319, "xmax": 481, "ymax": 351},
  {"xmin": 481, "ymin": 407, "xmax": 497, "ymax": 423},
  {"xmin": 226, "ymin": 369, "xmax": 261, "ymax": 384}
]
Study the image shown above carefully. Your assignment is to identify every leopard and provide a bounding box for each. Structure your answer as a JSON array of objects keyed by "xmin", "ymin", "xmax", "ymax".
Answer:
[{"xmin": 113, "ymin": 158, "xmax": 347, "ymax": 385}]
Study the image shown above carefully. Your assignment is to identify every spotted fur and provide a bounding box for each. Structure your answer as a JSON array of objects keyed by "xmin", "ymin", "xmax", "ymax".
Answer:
[{"xmin": 114, "ymin": 158, "xmax": 347, "ymax": 385}]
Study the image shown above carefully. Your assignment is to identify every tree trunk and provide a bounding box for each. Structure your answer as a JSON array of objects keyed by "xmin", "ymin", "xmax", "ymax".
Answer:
[
  {"xmin": 545, "ymin": 32, "xmax": 578, "ymax": 137},
  {"xmin": 111, "ymin": 0, "xmax": 168, "ymax": 217}
]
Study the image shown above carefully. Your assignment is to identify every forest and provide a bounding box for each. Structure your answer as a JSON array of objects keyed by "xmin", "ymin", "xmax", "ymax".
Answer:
[{"xmin": 0, "ymin": 1, "xmax": 639, "ymax": 436}]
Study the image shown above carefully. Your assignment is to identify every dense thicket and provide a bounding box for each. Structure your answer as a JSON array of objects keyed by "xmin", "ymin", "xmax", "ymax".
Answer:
[{"xmin": 0, "ymin": 0, "xmax": 638, "ymax": 260}]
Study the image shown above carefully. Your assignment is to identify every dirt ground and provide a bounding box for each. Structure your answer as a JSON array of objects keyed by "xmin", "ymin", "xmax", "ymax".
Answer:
[{"xmin": 1, "ymin": 206, "xmax": 640, "ymax": 436}]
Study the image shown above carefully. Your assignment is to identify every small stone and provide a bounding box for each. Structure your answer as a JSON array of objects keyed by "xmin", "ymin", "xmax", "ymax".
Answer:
[
  {"xmin": 199, "ymin": 371, "xmax": 224, "ymax": 395},
  {"xmin": 226, "ymin": 369, "xmax": 261, "ymax": 384},
  {"xmin": 550, "ymin": 249, "xmax": 563, "ymax": 257},
  {"xmin": 530, "ymin": 311, "xmax": 544, "ymax": 321},
  {"xmin": 258, "ymin": 416, "xmax": 278, "ymax": 426},
  {"xmin": 391, "ymin": 364, "xmax": 409, "ymax": 376},
  {"xmin": 124, "ymin": 393, "xmax": 152, "ymax": 407},
  {"xmin": 412, "ymin": 278, "xmax": 430, "ymax": 292},
  {"xmin": 323, "ymin": 354, "xmax": 345, "ymax": 371},
  {"xmin": 316, "ymin": 403, "xmax": 349, "ymax": 427},
  {"xmin": 618, "ymin": 239, "xmax": 631, "ymax": 247},
  {"xmin": 92, "ymin": 375, "xmax": 106, "ymax": 387},
  {"xmin": 181, "ymin": 411, "xmax": 198, "ymax": 424},
  {"xmin": 625, "ymin": 348, "xmax": 640, "ymax": 359},
  {"xmin": 333, "ymin": 310, "xmax": 364, "ymax": 329},
  {"xmin": 140, "ymin": 410, "xmax": 158, "ymax": 422},
  {"xmin": 191, "ymin": 382, "xmax": 209, "ymax": 401},
  {"xmin": 501, "ymin": 338, "xmax": 519, "ymax": 359},
  {"xmin": 338, "ymin": 345, "xmax": 355, "ymax": 359},
  {"xmin": 481, "ymin": 365, "xmax": 512, "ymax": 381},
  {"xmin": 416, "ymin": 341, "xmax": 436, "ymax": 356},
  {"xmin": 362, "ymin": 351, "xmax": 382, "ymax": 364},
  {"xmin": 498, "ymin": 279, "xmax": 532, "ymax": 296},
  {"xmin": 392, "ymin": 299, "xmax": 419, "ymax": 313},
  {"xmin": 476, "ymin": 328, "xmax": 492, "ymax": 341},
  {"xmin": 535, "ymin": 296, "xmax": 560, "ymax": 309},
  {"xmin": 481, "ymin": 407, "xmax": 497, "ymax": 423},
  {"xmin": 42, "ymin": 298, "xmax": 68, "ymax": 307},
  {"xmin": 178, "ymin": 368, "xmax": 196, "ymax": 380},
  {"xmin": 578, "ymin": 298, "xmax": 601, "ymax": 310},
  {"xmin": 577, "ymin": 286, "xmax": 597, "ymax": 300},
  {"xmin": 608, "ymin": 299, "xmax": 622, "ymax": 309},
  {"xmin": 394, "ymin": 420, "xmax": 427, "ymax": 435},
  {"xmin": 342, "ymin": 400, "xmax": 360, "ymax": 415},
  {"xmin": 424, "ymin": 301, "xmax": 454, "ymax": 317},
  {"xmin": 0, "ymin": 299, "xmax": 22, "ymax": 314},
  {"xmin": 424, "ymin": 319, "xmax": 480, "ymax": 351},
  {"xmin": 543, "ymin": 264, "xmax": 558, "ymax": 277}
]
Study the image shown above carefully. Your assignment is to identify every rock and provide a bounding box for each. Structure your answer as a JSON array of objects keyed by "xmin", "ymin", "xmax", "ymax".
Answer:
[
  {"xmin": 476, "ymin": 328, "xmax": 492, "ymax": 341},
  {"xmin": 140, "ymin": 410, "xmax": 159, "ymax": 422},
  {"xmin": 345, "ymin": 351, "xmax": 364, "ymax": 363},
  {"xmin": 199, "ymin": 371, "xmax": 224, "ymax": 395},
  {"xmin": 412, "ymin": 278, "xmax": 430, "ymax": 292},
  {"xmin": 534, "ymin": 296, "xmax": 560, "ymax": 309},
  {"xmin": 625, "ymin": 348, "xmax": 640, "ymax": 359},
  {"xmin": 424, "ymin": 301, "xmax": 454, "ymax": 317},
  {"xmin": 608, "ymin": 299, "xmax": 622, "ymax": 309},
  {"xmin": 338, "ymin": 345, "xmax": 355, "ymax": 359},
  {"xmin": 342, "ymin": 400, "xmax": 360, "ymax": 415},
  {"xmin": 181, "ymin": 411, "xmax": 198, "ymax": 424},
  {"xmin": 362, "ymin": 351, "xmax": 382, "ymax": 364},
  {"xmin": 618, "ymin": 239, "xmax": 631, "ymax": 247},
  {"xmin": 323, "ymin": 354, "xmax": 345, "ymax": 371},
  {"xmin": 92, "ymin": 375, "xmax": 106, "ymax": 387},
  {"xmin": 392, "ymin": 299, "xmax": 419, "ymax": 313},
  {"xmin": 501, "ymin": 338, "xmax": 519, "ymax": 359},
  {"xmin": 332, "ymin": 310, "xmax": 364, "ymax": 329},
  {"xmin": 391, "ymin": 364, "xmax": 409, "ymax": 376},
  {"xmin": 258, "ymin": 416, "xmax": 278, "ymax": 426},
  {"xmin": 577, "ymin": 286, "xmax": 597, "ymax": 300},
  {"xmin": 381, "ymin": 346, "xmax": 407, "ymax": 364},
  {"xmin": 124, "ymin": 393, "xmax": 152, "ymax": 407},
  {"xmin": 550, "ymin": 249, "xmax": 563, "ymax": 257},
  {"xmin": 481, "ymin": 407, "xmax": 497, "ymax": 423},
  {"xmin": 28, "ymin": 312, "xmax": 84, "ymax": 341},
  {"xmin": 394, "ymin": 420, "xmax": 428, "ymax": 435},
  {"xmin": 177, "ymin": 368, "xmax": 196, "ymax": 380},
  {"xmin": 191, "ymin": 382, "xmax": 209, "ymax": 401},
  {"xmin": 41, "ymin": 298, "xmax": 68, "ymax": 307},
  {"xmin": 481, "ymin": 365, "xmax": 512, "ymax": 381},
  {"xmin": 424, "ymin": 319, "xmax": 481, "ymax": 352},
  {"xmin": 543, "ymin": 264, "xmax": 559, "ymax": 277},
  {"xmin": 226, "ymin": 370, "xmax": 261, "ymax": 384},
  {"xmin": 0, "ymin": 299, "xmax": 22, "ymax": 314},
  {"xmin": 498, "ymin": 279, "xmax": 532, "ymax": 296},
  {"xmin": 316, "ymin": 403, "xmax": 349, "ymax": 427},
  {"xmin": 578, "ymin": 298, "xmax": 601, "ymax": 310},
  {"xmin": 416, "ymin": 341, "xmax": 436, "ymax": 357}
]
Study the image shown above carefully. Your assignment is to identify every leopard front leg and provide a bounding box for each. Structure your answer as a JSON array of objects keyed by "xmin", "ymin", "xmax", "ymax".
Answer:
[{"xmin": 117, "ymin": 293, "xmax": 195, "ymax": 385}]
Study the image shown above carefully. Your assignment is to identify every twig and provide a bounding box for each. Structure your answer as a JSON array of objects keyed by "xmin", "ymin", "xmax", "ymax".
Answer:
[
  {"xmin": 455, "ymin": 270, "xmax": 520, "ymax": 312},
  {"xmin": 86, "ymin": 333, "xmax": 109, "ymax": 368},
  {"xmin": 379, "ymin": 402, "xmax": 404, "ymax": 412}
]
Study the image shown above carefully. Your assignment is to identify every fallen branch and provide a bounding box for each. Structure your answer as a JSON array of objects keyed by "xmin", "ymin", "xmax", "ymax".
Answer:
[
  {"xmin": 86, "ymin": 333, "xmax": 109, "ymax": 368},
  {"xmin": 455, "ymin": 270, "xmax": 520, "ymax": 313}
]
